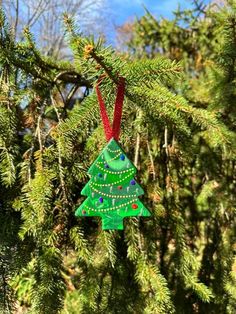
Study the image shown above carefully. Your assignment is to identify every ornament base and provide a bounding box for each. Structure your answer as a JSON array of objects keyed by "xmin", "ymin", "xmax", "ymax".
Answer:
[{"xmin": 102, "ymin": 214, "xmax": 124, "ymax": 230}]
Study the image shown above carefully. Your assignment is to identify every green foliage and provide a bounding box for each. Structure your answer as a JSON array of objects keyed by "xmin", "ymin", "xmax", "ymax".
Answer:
[
  {"xmin": 29, "ymin": 248, "xmax": 65, "ymax": 314},
  {"xmin": 0, "ymin": 1, "xmax": 236, "ymax": 314}
]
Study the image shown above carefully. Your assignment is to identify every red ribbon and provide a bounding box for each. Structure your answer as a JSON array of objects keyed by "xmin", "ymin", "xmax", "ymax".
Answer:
[{"xmin": 95, "ymin": 77, "xmax": 125, "ymax": 142}]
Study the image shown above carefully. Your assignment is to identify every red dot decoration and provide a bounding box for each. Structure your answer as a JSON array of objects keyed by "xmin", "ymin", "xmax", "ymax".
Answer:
[
  {"xmin": 131, "ymin": 204, "xmax": 138, "ymax": 209},
  {"xmin": 82, "ymin": 210, "xmax": 86, "ymax": 215},
  {"xmin": 117, "ymin": 185, "xmax": 122, "ymax": 190}
]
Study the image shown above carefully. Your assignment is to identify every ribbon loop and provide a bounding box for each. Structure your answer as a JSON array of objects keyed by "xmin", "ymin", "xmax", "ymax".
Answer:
[{"xmin": 95, "ymin": 77, "xmax": 125, "ymax": 142}]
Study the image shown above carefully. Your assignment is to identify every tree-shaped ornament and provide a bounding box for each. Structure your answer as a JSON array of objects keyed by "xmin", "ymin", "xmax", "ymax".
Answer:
[{"xmin": 75, "ymin": 78, "xmax": 151, "ymax": 230}]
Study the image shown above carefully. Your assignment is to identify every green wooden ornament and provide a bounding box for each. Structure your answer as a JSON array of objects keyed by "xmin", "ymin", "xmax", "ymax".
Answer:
[{"xmin": 75, "ymin": 138, "xmax": 151, "ymax": 230}]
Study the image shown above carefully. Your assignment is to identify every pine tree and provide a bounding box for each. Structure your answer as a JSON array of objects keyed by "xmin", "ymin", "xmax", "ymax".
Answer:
[
  {"xmin": 0, "ymin": 1, "xmax": 235, "ymax": 313},
  {"xmin": 118, "ymin": 1, "xmax": 236, "ymax": 313}
]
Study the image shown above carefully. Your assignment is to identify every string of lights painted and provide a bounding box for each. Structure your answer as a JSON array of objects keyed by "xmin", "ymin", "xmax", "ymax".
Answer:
[{"xmin": 75, "ymin": 138, "xmax": 151, "ymax": 230}]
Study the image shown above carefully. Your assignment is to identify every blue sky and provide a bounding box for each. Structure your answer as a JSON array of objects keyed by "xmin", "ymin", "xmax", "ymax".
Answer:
[
  {"xmin": 110, "ymin": 0, "xmax": 194, "ymax": 24},
  {"xmin": 107, "ymin": 0, "xmax": 210, "ymax": 44}
]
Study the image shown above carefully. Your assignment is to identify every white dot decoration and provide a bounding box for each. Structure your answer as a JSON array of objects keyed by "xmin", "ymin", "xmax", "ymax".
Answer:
[
  {"xmin": 84, "ymin": 199, "xmax": 137, "ymax": 212},
  {"xmin": 91, "ymin": 172, "xmax": 135, "ymax": 187},
  {"xmin": 95, "ymin": 162, "xmax": 134, "ymax": 175},
  {"xmin": 106, "ymin": 147, "xmax": 121, "ymax": 153},
  {"xmin": 97, "ymin": 152, "xmax": 120, "ymax": 164},
  {"xmin": 89, "ymin": 184, "xmax": 138, "ymax": 198}
]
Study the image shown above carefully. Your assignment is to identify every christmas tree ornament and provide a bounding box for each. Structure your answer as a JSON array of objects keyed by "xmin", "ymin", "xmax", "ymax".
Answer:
[{"xmin": 75, "ymin": 77, "xmax": 151, "ymax": 230}]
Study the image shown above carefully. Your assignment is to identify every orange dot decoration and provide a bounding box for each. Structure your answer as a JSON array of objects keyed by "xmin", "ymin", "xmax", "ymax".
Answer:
[
  {"xmin": 131, "ymin": 203, "xmax": 138, "ymax": 209},
  {"xmin": 117, "ymin": 185, "xmax": 122, "ymax": 190}
]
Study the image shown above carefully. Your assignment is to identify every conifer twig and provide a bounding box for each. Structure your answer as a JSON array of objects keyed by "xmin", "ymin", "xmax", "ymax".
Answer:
[
  {"xmin": 147, "ymin": 139, "xmax": 156, "ymax": 181},
  {"xmin": 50, "ymin": 94, "xmax": 68, "ymax": 203},
  {"xmin": 134, "ymin": 133, "xmax": 140, "ymax": 167},
  {"xmin": 84, "ymin": 45, "xmax": 119, "ymax": 84}
]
